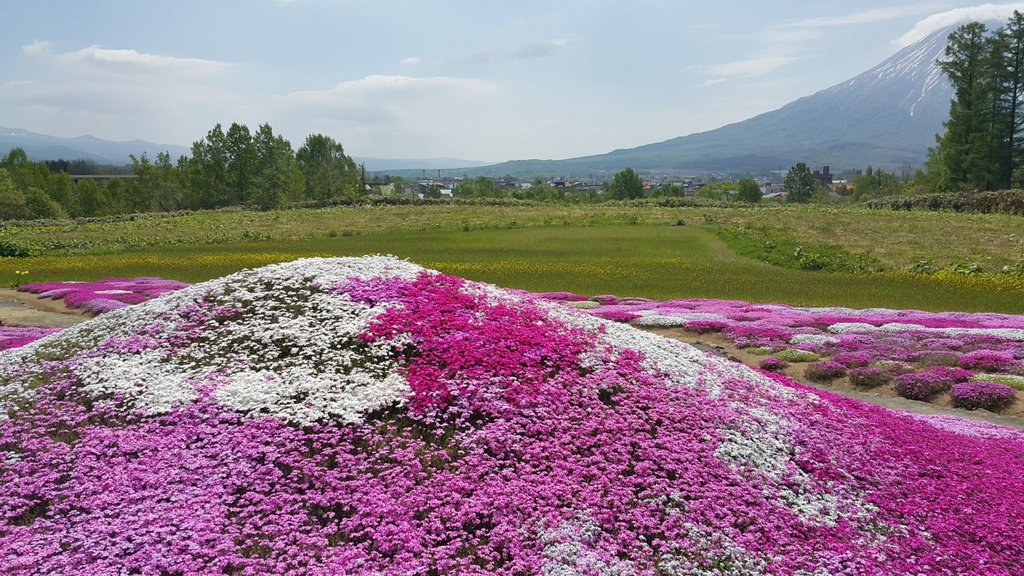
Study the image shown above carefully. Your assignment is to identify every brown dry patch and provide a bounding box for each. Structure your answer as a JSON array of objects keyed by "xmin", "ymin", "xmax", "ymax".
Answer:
[{"xmin": 0, "ymin": 289, "xmax": 90, "ymax": 328}]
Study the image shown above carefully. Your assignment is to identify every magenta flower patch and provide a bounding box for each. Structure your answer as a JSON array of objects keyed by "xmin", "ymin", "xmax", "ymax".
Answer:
[
  {"xmin": 0, "ymin": 326, "xmax": 62, "ymax": 350},
  {"xmin": 19, "ymin": 277, "xmax": 190, "ymax": 314},
  {"xmin": 951, "ymin": 381, "xmax": 1018, "ymax": 411}
]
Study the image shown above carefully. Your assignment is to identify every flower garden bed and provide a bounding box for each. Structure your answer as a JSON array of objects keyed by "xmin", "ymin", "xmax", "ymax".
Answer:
[
  {"xmin": 1, "ymin": 257, "xmax": 1023, "ymax": 573},
  {"xmin": 569, "ymin": 295, "xmax": 1024, "ymax": 417}
]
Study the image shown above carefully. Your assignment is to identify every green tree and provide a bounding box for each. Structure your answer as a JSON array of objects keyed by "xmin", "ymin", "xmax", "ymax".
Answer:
[
  {"xmin": 185, "ymin": 124, "xmax": 230, "ymax": 209},
  {"xmin": 76, "ymin": 179, "xmax": 111, "ymax": 217},
  {"xmin": 783, "ymin": 163, "xmax": 817, "ymax": 203},
  {"xmin": 735, "ymin": 178, "xmax": 762, "ymax": 202},
  {"xmin": 224, "ymin": 123, "xmax": 257, "ymax": 205},
  {"xmin": 1000, "ymin": 11, "xmax": 1024, "ymax": 186},
  {"xmin": 0, "ymin": 168, "xmax": 30, "ymax": 220},
  {"xmin": 249, "ymin": 124, "xmax": 304, "ymax": 210},
  {"xmin": 422, "ymin": 184, "xmax": 442, "ymax": 199},
  {"xmin": 24, "ymin": 187, "xmax": 65, "ymax": 219},
  {"xmin": 852, "ymin": 167, "xmax": 903, "ymax": 200},
  {"xmin": 295, "ymin": 134, "xmax": 361, "ymax": 201},
  {"xmin": 607, "ymin": 168, "xmax": 644, "ymax": 200},
  {"xmin": 695, "ymin": 181, "xmax": 737, "ymax": 201}
]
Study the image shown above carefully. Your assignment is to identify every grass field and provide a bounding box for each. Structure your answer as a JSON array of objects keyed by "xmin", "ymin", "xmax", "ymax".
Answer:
[{"xmin": 4, "ymin": 203, "xmax": 1024, "ymax": 313}]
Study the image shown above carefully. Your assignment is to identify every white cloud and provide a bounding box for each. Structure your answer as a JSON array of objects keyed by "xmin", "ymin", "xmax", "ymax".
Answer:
[
  {"xmin": 56, "ymin": 45, "xmax": 232, "ymax": 74},
  {"xmin": 707, "ymin": 55, "xmax": 800, "ymax": 78},
  {"xmin": 462, "ymin": 39, "xmax": 568, "ymax": 65},
  {"xmin": 21, "ymin": 40, "xmax": 52, "ymax": 56},
  {"xmin": 278, "ymin": 74, "xmax": 495, "ymax": 106},
  {"xmin": 249, "ymin": 74, "xmax": 505, "ymax": 158},
  {"xmin": 787, "ymin": 6, "xmax": 926, "ymax": 28},
  {"xmin": 400, "ymin": 56, "xmax": 421, "ymax": 66},
  {"xmin": 896, "ymin": 2, "xmax": 1024, "ymax": 47}
]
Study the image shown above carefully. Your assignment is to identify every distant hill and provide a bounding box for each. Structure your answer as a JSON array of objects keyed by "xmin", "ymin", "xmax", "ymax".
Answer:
[
  {"xmin": 459, "ymin": 23, "xmax": 960, "ymax": 177},
  {"xmin": 354, "ymin": 156, "xmax": 490, "ymax": 172},
  {"xmin": 0, "ymin": 127, "xmax": 192, "ymax": 165}
]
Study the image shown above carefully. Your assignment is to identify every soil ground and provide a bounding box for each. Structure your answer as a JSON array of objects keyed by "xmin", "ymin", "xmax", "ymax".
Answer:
[
  {"xmin": 0, "ymin": 289, "xmax": 88, "ymax": 328},
  {"xmin": 1, "ymin": 291, "xmax": 1021, "ymax": 430}
]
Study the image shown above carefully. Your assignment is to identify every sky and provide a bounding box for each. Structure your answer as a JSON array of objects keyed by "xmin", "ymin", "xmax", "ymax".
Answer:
[{"xmin": 3, "ymin": 1, "xmax": 1024, "ymax": 163}]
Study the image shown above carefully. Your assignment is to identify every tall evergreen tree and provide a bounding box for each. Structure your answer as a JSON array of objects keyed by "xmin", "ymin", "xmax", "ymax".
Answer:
[{"xmin": 934, "ymin": 22, "xmax": 990, "ymax": 190}]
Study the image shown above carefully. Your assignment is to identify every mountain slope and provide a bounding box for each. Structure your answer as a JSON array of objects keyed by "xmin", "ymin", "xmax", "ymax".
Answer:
[
  {"xmin": 469, "ymin": 24, "xmax": 959, "ymax": 176},
  {"xmin": 0, "ymin": 126, "xmax": 191, "ymax": 165}
]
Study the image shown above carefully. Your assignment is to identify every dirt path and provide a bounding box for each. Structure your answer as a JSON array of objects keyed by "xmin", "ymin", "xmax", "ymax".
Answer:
[
  {"xmin": 643, "ymin": 327, "xmax": 1024, "ymax": 431},
  {"xmin": 0, "ymin": 289, "xmax": 90, "ymax": 328}
]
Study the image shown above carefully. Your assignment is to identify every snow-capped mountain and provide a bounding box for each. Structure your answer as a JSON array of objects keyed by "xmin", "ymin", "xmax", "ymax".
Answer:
[{"xmin": 474, "ymin": 23, "xmax": 963, "ymax": 175}]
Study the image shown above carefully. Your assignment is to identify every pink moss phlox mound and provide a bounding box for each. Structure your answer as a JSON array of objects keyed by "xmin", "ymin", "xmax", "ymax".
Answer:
[
  {"xmin": 2, "ymin": 257, "xmax": 1024, "ymax": 574},
  {"xmin": 19, "ymin": 277, "xmax": 190, "ymax": 314},
  {"xmin": 804, "ymin": 360, "xmax": 847, "ymax": 382},
  {"xmin": 951, "ymin": 381, "xmax": 1018, "ymax": 411},
  {"xmin": 759, "ymin": 356, "xmax": 789, "ymax": 372},
  {"xmin": 959, "ymin": 349, "xmax": 1020, "ymax": 373},
  {"xmin": 848, "ymin": 367, "xmax": 892, "ymax": 388},
  {"xmin": 894, "ymin": 366, "xmax": 973, "ymax": 401},
  {"xmin": 0, "ymin": 326, "xmax": 62, "ymax": 350}
]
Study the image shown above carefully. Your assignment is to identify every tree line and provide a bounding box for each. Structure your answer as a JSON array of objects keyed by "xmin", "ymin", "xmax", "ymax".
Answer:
[
  {"xmin": 0, "ymin": 123, "xmax": 365, "ymax": 220},
  {"xmin": 921, "ymin": 11, "xmax": 1024, "ymax": 192}
]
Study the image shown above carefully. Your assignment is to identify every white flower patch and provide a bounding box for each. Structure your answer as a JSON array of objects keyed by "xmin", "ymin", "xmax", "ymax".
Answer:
[
  {"xmin": 71, "ymin": 350, "xmax": 198, "ymax": 414},
  {"xmin": 789, "ymin": 334, "xmax": 838, "ymax": 346},
  {"xmin": 1, "ymin": 256, "xmax": 425, "ymax": 424},
  {"xmin": 632, "ymin": 314, "xmax": 689, "ymax": 328},
  {"xmin": 94, "ymin": 289, "xmax": 134, "ymax": 295},
  {"xmin": 215, "ymin": 368, "xmax": 410, "ymax": 424},
  {"xmin": 827, "ymin": 322, "xmax": 882, "ymax": 334},
  {"xmin": 658, "ymin": 524, "xmax": 768, "ymax": 575},
  {"xmin": 540, "ymin": 515, "xmax": 636, "ymax": 576},
  {"xmin": 828, "ymin": 322, "xmax": 1024, "ymax": 341}
]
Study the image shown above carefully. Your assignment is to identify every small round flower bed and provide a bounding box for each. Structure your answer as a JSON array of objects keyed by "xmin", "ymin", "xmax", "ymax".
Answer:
[
  {"xmin": 832, "ymin": 352, "xmax": 871, "ymax": 368},
  {"xmin": 959, "ymin": 350, "xmax": 1018, "ymax": 373},
  {"xmin": 848, "ymin": 367, "xmax": 891, "ymax": 388},
  {"xmin": 894, "ymin": 367, "xmax": 971, "ymax": 401},
  {"xmin": 804, "ymin": 360, "xmax": 847, "ymax": 382},
  {"xmin": 759, "ymin": 357, "xmax": 789, "ymax": 372},
  {"xmin": 951, "ymin": 381, "xmax": 1017, "ymax": 411}
]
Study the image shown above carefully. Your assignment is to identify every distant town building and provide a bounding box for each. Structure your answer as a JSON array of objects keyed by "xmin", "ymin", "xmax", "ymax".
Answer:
[{"xmin": 812, "ymin": 166, "xmax": 833, "ymax": 187}]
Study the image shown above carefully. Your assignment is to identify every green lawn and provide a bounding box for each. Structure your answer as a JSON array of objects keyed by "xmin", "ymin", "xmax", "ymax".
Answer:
[{"xmin": 5, "ymin": 222, "xmax": 1023, "ymax": 313}]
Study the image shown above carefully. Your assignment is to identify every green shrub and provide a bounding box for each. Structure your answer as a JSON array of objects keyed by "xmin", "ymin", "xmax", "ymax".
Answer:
[
  {"xmin": 776, "ymin": 349, "xmax": 821, "ymax": 362},
  {"xmin": 867, "ymin": 190, "xmax": 1024, "ymax": 215},
  {"xmin": 0, "ymin": 240, "xmax": 31, "ymax": 258},
  {"xmin": 971, "ymin": 373, "xmax": 1024, "ymax": 391}
]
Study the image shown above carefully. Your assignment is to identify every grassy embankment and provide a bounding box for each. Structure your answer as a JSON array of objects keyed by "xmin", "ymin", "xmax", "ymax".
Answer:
[{"xmin": 2, "ymin": 203, "xmax": 1023, "ymax": 312}]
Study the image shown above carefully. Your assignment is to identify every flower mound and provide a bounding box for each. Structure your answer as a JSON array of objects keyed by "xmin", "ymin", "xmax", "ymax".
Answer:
[
  {"xmin": 951, "ymin": 381, "xmax": 1017, "ymax": 411},
  {"xmin": 2, "ymin": 256, "xmax": 1024, "ymax": 575}
]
